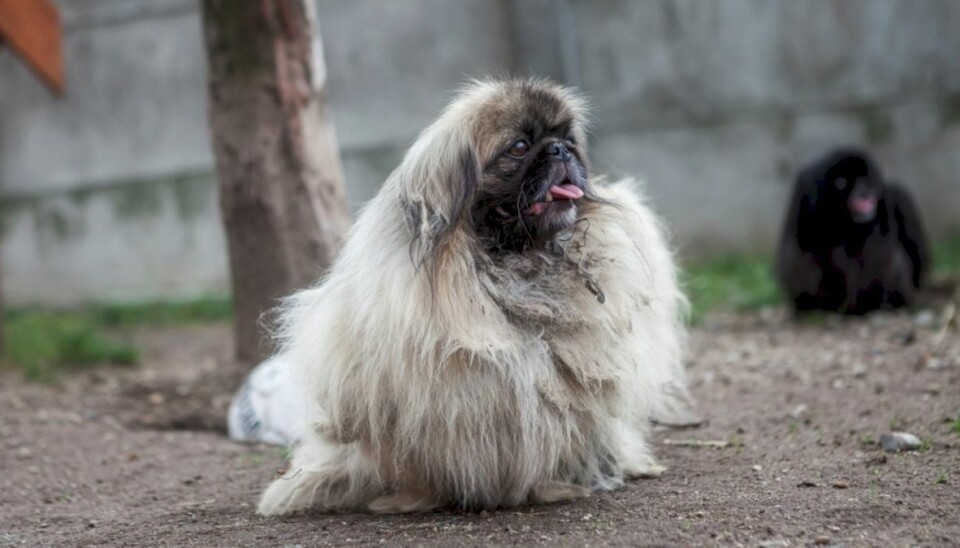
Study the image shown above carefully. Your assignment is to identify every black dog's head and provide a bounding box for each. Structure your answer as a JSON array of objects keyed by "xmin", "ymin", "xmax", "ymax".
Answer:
[{"xmin": 813, "ymin": 149, "xmax": 884, "ymax": 225}]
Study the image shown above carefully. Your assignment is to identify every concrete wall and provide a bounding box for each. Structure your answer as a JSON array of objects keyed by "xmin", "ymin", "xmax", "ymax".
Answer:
[
  {"xmin": 2, "ymin": 0, "xmax": 959, "ymax": 304},
  {"xmin": 0, "ymin": 0, "xmax": 226, "ymax": 304},
  {"xmin": 575, "ymin": 0, "xmax": 960, "ymax": 253}
]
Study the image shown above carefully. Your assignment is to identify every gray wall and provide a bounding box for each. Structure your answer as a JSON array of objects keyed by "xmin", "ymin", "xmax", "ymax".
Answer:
[{"xmin": 2, "ymin": 0, "xmax": 959, "ymax": 305}]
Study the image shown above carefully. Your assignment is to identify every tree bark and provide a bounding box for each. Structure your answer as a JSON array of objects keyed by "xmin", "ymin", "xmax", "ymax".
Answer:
[
  {"xmin": 200, "ymin": 0, "xmax": 349, "ymax": 365},
  {"xmin": 0, "ymin": 255, "xmax": 4, "ymax": 359}
]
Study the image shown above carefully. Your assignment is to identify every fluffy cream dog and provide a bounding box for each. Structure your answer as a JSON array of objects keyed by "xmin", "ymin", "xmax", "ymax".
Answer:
[{"xmin": 258, "ymin": 78, "xmax": 695, "ymax": 515}]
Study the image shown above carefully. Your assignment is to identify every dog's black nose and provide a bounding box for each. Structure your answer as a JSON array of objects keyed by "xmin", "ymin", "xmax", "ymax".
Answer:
[{"xmin": 547, "ymin": 142, "xmax": 570, "ymax": 161}]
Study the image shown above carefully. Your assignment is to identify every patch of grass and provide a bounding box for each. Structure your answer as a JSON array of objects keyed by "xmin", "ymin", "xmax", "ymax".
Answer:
[
  {"xmin": 3, "ymin": 312, "xmax": 138, "ymax": 381},
  {"xmin": 682, "ymin": 253, "xmax": 780, "ymax": 323},
  {"xmin": 679, "ymin": 233, "xmax": 960, "ymax": 323},
  {"xmin": 88, "ymin": 296, "xmax": 233, "ymax": 327},
  {"xmin": 935, "ymin": 470, "xmax": 948, "ymax": 485},
  {"xmin": 2, "ymin": 296, "xmax": 231, "ymax": 381},
  {"xmin": 682, "ymin": 234, "xmax": 960, "ymax": 324},
  {"xmin": 932, "ymin": 233, "xmax": 960, "ymax": 278},
  {"xmin": 951, "ymin": 414, "xmax": 960, "ymax": 435}
]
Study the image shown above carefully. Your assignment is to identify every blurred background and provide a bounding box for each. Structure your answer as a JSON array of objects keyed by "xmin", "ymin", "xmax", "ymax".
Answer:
[{"xmin": 1, "ymin": 0, "xmax": 959, "ymax": 307}]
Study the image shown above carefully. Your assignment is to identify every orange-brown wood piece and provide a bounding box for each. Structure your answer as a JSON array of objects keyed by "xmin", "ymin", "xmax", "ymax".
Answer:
[{"xmin": 0, "ymin": 0, "xmax": 65, "ymax": 95}]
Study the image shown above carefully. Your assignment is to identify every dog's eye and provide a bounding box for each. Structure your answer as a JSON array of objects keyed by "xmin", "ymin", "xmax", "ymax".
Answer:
[
  {"xmin": 565, "ymin": 135, "xmax": 577, "ymax": 147},
  {"xmin": 508, "ymin": 140, "xmax": 529, "ymax": 158},
  {"xmin": 835, "ymin": 177, "xmax": 848, "ymax": 190}
]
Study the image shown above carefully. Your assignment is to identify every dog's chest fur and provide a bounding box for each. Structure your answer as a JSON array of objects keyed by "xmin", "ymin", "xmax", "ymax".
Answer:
[{"xmin": 475, "ymin": 230, "xmax": 631, "ymax": 407}]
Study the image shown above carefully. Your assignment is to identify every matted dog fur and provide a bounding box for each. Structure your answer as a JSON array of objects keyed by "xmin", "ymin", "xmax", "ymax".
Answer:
[{"xmin": 258, "ymin": 78, "xmax": 696, "ymax": 515}]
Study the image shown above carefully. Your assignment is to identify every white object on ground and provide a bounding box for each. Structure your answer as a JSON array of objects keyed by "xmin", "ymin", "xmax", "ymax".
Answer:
[
  {"xmin": 879, "ymin": 431, "xmax": 922, "ymax": 453},
  {"xmin": 227, "ymin": 355, "xmax": 309, "ymax": 446}
]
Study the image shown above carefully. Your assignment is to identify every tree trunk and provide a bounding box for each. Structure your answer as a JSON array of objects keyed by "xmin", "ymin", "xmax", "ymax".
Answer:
[
  {"xmin": 0, "ymin": 256, "xmax": 4, "ymax": 359},
  {"xmin": 200, "ymin": 0, "xmax": 349, "ymax": 365}
]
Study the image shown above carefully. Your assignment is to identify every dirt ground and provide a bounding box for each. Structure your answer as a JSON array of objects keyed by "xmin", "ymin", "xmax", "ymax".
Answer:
[{"xmin": 1, "ymin": 309, "xmax": 958, "ymax": 547}]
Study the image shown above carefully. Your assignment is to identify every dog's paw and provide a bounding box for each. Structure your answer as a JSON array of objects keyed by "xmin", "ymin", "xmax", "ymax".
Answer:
[
  {"xmin": 623, "ymin": 454, "xmax": 666, "ymax": 479},
  {"xmin": 529, "ymin": 481, "xmax": 591, "ymax": 504},
  {"xmin": 367, "ymin": 490, "xmax": 440, "ymax": 514},
  {"xmin": 257, "ymin": 470, "xmax": 311, "ymax": 516}
]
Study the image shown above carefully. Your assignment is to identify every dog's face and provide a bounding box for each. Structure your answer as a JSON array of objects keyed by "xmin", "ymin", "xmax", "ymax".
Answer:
[
  {"xmin": 469, "ymin": 82, "xmax": 591, "ymax": 251},
  {"xmin": 817, "ymin": 152, "xmax": 884, "ymax": 225}
]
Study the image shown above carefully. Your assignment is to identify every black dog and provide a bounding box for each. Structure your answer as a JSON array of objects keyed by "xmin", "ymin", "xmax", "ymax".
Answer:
[{"xmin": 776, "ymin": 149, "xmax": 929, "ymax": 314}]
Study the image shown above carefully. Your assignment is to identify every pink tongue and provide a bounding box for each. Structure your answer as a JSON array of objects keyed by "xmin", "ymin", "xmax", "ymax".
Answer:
[
  {"xmin": 549, "ymin": 184, "xmax": 584, "ymax": 200},
  {"xmin": 850, "ymin": 197, "xmax": 876, "ymax": 214}
]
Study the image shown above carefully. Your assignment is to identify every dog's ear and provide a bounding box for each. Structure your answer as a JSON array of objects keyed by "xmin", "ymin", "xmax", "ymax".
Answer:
[{"xmin": 398, "ymin": 126, "xmax": 481, "ymax": 268}]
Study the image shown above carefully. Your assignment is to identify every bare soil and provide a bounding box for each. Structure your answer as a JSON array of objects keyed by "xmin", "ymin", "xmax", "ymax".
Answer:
[{"xmin": 1, "ymin": 310, "xmax": 958, "ymax": 547}]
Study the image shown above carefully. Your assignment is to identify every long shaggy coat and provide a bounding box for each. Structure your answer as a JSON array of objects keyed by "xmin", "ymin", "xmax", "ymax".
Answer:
[{"xmin": 258, "ymin": 79, "xmax": 694, "ymax": 515}]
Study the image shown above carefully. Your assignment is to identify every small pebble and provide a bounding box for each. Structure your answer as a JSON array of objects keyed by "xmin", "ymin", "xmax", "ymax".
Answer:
[
  {"xmin": 832, "ymin": 480, "xmax": 849, "ymax": 489},
  {"xmin": 814, "ymin": 534, "xmax": 831, "ymax": 545},
  {"xmin": 580, "ymin": 514, "xmax": 593, "ymax": 522},
  {"xmin": 914, "ymin": 309, "xmax": 936, "ymax": 328},
  {"xmin": 788, "ymin": 404, "xmax": 808, "ymax": 420}
]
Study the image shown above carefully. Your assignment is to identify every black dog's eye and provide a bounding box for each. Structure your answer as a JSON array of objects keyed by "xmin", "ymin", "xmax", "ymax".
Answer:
[
  {"xmin": 835, "ymin": 177, "xmax": 848, "ymax": 190},
  {"xmin": 508, "ymin": 140, "xmax": 529, "ymax": 158}
]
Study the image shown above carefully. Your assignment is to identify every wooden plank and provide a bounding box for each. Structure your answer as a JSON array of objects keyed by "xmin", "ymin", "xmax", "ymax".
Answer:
[{"xmin": 0, "ymin": 0, "xmax": 65, "ymax": 95}]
